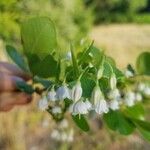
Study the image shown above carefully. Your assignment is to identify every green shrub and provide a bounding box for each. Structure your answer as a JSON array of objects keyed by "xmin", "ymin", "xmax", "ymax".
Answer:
[{"xmin": 0, "ymin": 0, "xmax": 93, "ymax": 50}]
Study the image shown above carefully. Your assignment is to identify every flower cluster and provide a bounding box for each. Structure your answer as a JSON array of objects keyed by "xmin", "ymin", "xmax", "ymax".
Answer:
[
  {"xmin": 51, "ymin": 119, "xmax": 74, "ymax": 142},
  {"xmin": 38, "ymin": 70, "xmax": 150, "ymax": 118}
]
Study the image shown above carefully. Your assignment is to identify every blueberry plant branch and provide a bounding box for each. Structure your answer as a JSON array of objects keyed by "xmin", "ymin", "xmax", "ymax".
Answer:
[{"xmin": 5, "ymin": 17, "xmax": 150, "ymax": 140}]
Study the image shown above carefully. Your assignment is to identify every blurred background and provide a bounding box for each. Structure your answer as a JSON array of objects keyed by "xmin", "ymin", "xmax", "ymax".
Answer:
[{"xmin": 0, "ymin": 0, "xmax": 150, "ymax": 149}]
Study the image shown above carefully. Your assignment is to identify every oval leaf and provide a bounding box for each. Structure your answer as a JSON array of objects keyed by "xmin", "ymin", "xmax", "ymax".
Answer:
[
  {"xmin": 136, "ymin": 52, "xmax": 150, "ymax": 76},
  {"xmin": 21, "ymin": 17, "xmax": 57, "ymax": 59},
  {"xmin": 72, "ymin": 115, "xmax": 90, "ymax": 132},
  {"xmin": 6, "ymin": 45, "xmax": 29, "ymax": 72}
]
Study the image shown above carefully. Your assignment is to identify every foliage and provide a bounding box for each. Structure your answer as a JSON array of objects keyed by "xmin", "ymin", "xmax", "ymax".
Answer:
[
  {"xmin": 6, "ymin": 17, "xmax": 150, "ymax": 142},
  {"xmin": 84, "ymin": 0, "xmax": 150, "ymax": 24},
  {"xmin": 0, "ymin": 0, "xmax": 93, "ymax": 50}
]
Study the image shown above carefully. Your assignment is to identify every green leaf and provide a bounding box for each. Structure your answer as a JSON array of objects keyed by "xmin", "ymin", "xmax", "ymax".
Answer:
[
  {"xmin": 124, "ymin": 104, "xmax": 145, "ymax": 120},
  {"xmin": 27, "ymin": 54, "xmax": 59, "ymax": 78},
  {"xmin": 78, "ymin": 41, "xmax": 94, "ymax": 65},
  {"xmin": 72, "ymin": 115, "xmax": 90, "ymax": 132},
  {"xmin": 16, "ymin": 80, "xmax": 34, "ymax": 94},
  {"xmin": 70, "ymin": 44, "xmax": 79, "ymax": 78},
  {"xmin": 132, "ymin": 119, "xmax": 150, "ymax": 141},
  {"xmin": 80, "ymin": 75, "xmax": 95, "ymax": 98},
  {"xmin": 103, "ymin": 61, "xmax": 124, "ymax": 81},
  {"xmin": 6, "ymin": 45, "xmax": 29, "ymax": 72},
  {"xmin": 104, "ymin": 110, "xmax": 135, "ymax": 135},
  {"xmin": 136, "ymin": 52, "xmax": 150, "ymax": 76},
  {"xmin": 21, "ymin": 17, "xmax": 57, "ymax": 60}
]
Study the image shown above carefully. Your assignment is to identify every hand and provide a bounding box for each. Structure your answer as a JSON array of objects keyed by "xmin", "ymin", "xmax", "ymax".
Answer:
[{"xmin": 0, "ymin": 62, "xmax": 32, "ymax": 112}]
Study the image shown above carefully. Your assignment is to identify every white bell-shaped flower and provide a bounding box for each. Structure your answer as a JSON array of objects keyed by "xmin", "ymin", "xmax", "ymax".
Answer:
[
  {"xmin": 109, "ymin": 99, "xmax": 119, "ymax": 110},
  {"xmin": 51, "ymin": 129, "xmax": 60, "ymax": 140},
  {"xmin": 71, "ymin": 81, "xmax": 82, "ymax": 102},
  {"xmin": 56, "ymin": 84, "xmax": 70, "ymax": 100},
  {"xmin": 94, "ymin": 98, "xmax": 109, "ymax": 114},
  {"xmin": 85, "ymin": 99, "xmax": 92, "ymax": 111},
  {"xmin": 124, "ymin": 70, "xmax": 134, "ymax": 78},
  {"xmin": 108, "ymin": 88, "xmax": 121, "ymax": 100},
  {"xmin": 52, "ymin": 106, "xmax": 62, "ymax": 114},
  {"xmin": 110, "ymin": 73, "xmax": 117, "ymax": 90},
  {"xmin": 91, "ymin": 85, "xmax": 103, "ymax": 105},
  {"xmin": 59, "ymin": 119, "xmax": 68, "ymax": 129},
  {"xmin": 47, "ymin": 89, "xmax": 57, "ymax": 101},
  {"xmin": 143, "ymin": 86, "xmax": 150, "ymax": 96},
  {"xmin": 137, "ymin": 83, "xmax": 146, "ymax": 92},
  {"xmin": 97, "ymin": 66, "xmax": 104, "ymax": 79},
  {"xmin": 135, "ymin": 93, "xmax": 142, "ymax": 102},
  {"xmin": 124, "ymin": 91, "xmax": 135, "ymax": 107},
  {"xmin": 38, "ymin": 96, "xmax": 49, "ymax": 111},
  {"xmin": 66, "ymin": 51, "xmax": 72, "ymax": 60},
  {"xmin": 69, "ymin": 100, "xmax": 88, "ymax": 115}
]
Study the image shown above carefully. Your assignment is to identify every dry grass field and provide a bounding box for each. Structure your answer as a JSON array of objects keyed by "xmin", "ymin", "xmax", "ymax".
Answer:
[{"xmin": 90, "ymin": 24, "xmax": 150, "ymax": 68}]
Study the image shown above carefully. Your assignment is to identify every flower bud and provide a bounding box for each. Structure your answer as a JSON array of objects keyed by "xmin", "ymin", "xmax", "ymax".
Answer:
[
  {"xmin": 38, "ymin": 96, "xmax": 48, "ymax": 111},
  {"xmin": 124, "ymin": 91, "xmax": 135, "ymax": 107},
  {"xmin": 97, "ymin": 66, "xmax": 104, "ymax": 79},
  {"xmin": 56, "ymin": 84, "xmax": 70, "ymax": 100},
  {"xmin": 47, "ymin": 89, "xmax": 57, "ymax": 101},
  {"xmin": 91, "ymin": 85, "xmax": 103, "ymax": 105},
  {"xmin": 144, "ymin": 86, "xmax": 150, "ymax": 97},
  {"xmin": 124, "ymin": 70, "xmax": 134, "ymax": 78},
  {"xmin": 109, "ymin": 99, "xmax": 119, "ymax": 110},
  {"xmin": 135, "ymin": 93, "xmax": 142, "ymax": 102},
  {"xmin": 71, "ymin": 81, "xmax": 82, "ymax": 102},
  {"xmin": 52, "ymin": 106, "xmax": 62, "ymax": 114},
  {"xmin": 110, "ymin": 73, "xmax": 117, "ymax": 90}
]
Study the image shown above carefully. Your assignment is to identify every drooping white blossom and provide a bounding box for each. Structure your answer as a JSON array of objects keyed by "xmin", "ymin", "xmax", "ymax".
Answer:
[
  {"xmin": 137, "ymin": 83, "xmax": 146, "ymax": 92},
  {"xmin": 85, "ymin": 99, "xmax": 92, "ymax": 111},
  {"xmin": 66, "ymin": 51, "xmax": 72, "ymax": 60},
  {"xmin": 47, "ymin": 89, "xmax": 57, "ymax": 101},
  {"xmin": 109, "ymin": 99, "xmax": 119, "ymax": 110},
  {"xmin": 91, "ymin": 85, "xmax": 103, "ymax": 105},
  {"xmin": 135, "ymin": 93, "xmax": 142, "ymax": 102},
  {"xmin": 52, "ymin": 106, "xmax": 62, "ymax": 114},
  {"xmin": 107, "ymin": 88, "xmax": 121, "ymax": 101},
  {"xmin": 110, "ymin": 73, "xmax": 117, "ymax": 90},
  {"xmin": 59, "ymin": 119, "xmax": 69, "ymax": 129},
  {"xmin": 124, "ymin": 70, "xmax": 134, "ymax": 78},
  {"xmin": 71, "ymin": 81, "xmax": 82, "ymax": 102},
  {"xmin": 143, "ymin": 86, "xmax": 150, "ymax": 96},
  {"xmin": 38, "ymin": 96, "xmax": 49, "ymax": 111},
  {"xmin": 51, "ymin": 129, "xmax": 60, "ymax": 140},
  {"xmin": 94, "ymin": 98, "xmax": 109, "ymax": 114},
  {"xmin": 124, "ymin": 91, "xmax": 135, "ymax": 107},
  {"xmin": 56, "ymin": 84, "xmax": 70, "ymax": 100},
  {"xmin": 69, "ymin": 100, "xmax": 88, "ymax": 115}
]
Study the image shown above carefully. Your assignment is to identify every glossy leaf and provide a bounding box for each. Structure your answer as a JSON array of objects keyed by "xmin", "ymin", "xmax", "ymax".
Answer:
[
  {"xmin": 80, "ymin": 75, "xmax": 95, "ymax": 97},
  {"xmin": 132, "ymin": 119, "xmax": 150, "ymax": 141},
  {"xmin": 27, "ymin": 54, "xmax": 59, "ymax": 78},
  {"xmin": 104, "ymin": 110, "xmax": 135, "ymax": 135},
  {"xmin": 124, "ymin": 104, "xmax": 145, "ymax": 120},
  {"xmin": 136, "ymin": 52, "xmax": 150, "ymax": 76},
  {"xmin": 6, "ymin": 45, "xmax": 29, "ymax": 72},
  {"xmin": 16, "ymin": 80, "xmax": 34, "ymax": 94},
  {"xmin": 21, "ymin": 17, "xmax": 57, "ymax": 60},
  {"xmin": 72, "ymin": 115, "xmax": 90, "ymax": 132}
]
